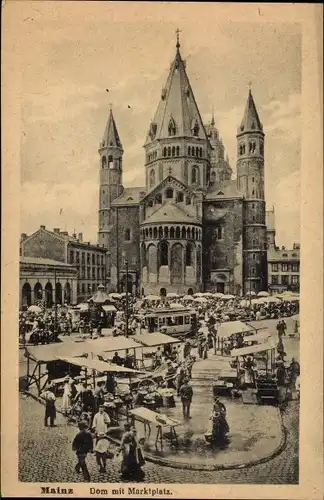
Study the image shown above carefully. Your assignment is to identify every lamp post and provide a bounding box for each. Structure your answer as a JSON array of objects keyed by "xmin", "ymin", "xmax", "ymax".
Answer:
[
  {"xmin": 54, "ymin": 267, "xmax": 58, "ymax": 335},
  {"xmin": 125, "ymin": 259, "xmax": 129, "ymax": 338}
]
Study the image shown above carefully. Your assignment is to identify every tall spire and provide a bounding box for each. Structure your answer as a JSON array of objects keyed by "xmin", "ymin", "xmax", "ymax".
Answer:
[
  {"xmin": 102, "ymin": 107, "xmax": 123, "ymax": 149},
  {"xmin": 238, "ymin": 88, "xmax": 263, "ymax": 134},
  {"xmin": 211, "ymin": 106, "xmax": 215, "ymax": 126},
  {"xmin": 145, "ymin": 37, "xmax": 208, "ymax": 144},
  {"xmin": 176, "ymin": 28, "xmax": 181, "ymax": 50}
]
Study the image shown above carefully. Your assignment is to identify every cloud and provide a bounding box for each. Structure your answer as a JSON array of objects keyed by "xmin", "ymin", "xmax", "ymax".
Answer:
[{"xmin": 262, "ymin": 93, "xmax": 301, "ymax": 140}]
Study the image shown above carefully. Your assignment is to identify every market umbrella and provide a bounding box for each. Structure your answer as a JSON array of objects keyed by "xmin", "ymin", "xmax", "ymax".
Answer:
[
  {"xmin": 145, "ymin": 295, "xmax": 161, "ymax": 301},
  {"xmin": 193, "ymin": 292, "xmax": 205, "ymax": 297},
  {"xmin": 246, "ymin": 291, "xmax": 256, "ymax": 297},
  {"xmin": 201, "ymin": 292, "xmax": 214, "ymax": 297},
  {"xmin": 223, "ymin": 294, "xmax": 235, "ymax": 300},
  {"xmin": 109, "ymin": 293, "xmax": 122, "ymax": 300},
  {"xmin": 193, "ymin": 297, "xmax": 208, "ymax": 303},
  {"xmin": 183, "ymin": 295, "xmax": 195, "ymax": 301},
  {"xmin": 27, "ymin": 305, "xmax": 42, "ymax": 314},
  {"xmin": 262, "ymin": 296, "xmax": 282, "ymax": 303},
  {"xmin": 166, "ymin": 292, "xmax": 179, "ymax": 298},
  {"xmin": 169, "ymin": 302, "xmax": 184, "ymax": 309},
  {"xmin": 213, "ymin": 292, "xmax": 224, "ymax": 298},
  {"xmin": 90, "ymin": 284, "xmax": 111, "ymax": 304},
  {"xmin": 76, "ymin": 302, "xmax": 89, "ymax": 311},
  {"xmin": 257, "ymin": 291, "xmax": 270, "ymax": 298}
]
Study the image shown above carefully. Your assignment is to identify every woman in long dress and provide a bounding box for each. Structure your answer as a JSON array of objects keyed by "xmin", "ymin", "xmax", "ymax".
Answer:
[
  {"xmin": 118, "ymin": 424, "xmax": 144, "ymax": 480},
  {"xmin": 61, "ymin": 379, "xmax": 72, "ymax": 415}
]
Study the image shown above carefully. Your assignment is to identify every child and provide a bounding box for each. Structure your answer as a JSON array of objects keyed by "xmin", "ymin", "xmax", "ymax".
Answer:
[{"xmin": 94, "ymin": 432, "xmax": 112, "ymax": 473}]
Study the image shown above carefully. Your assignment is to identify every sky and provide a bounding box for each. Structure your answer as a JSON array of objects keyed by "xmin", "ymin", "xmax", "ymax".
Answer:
[{"xmin": 19, "ymin": 3, "xmax": 301, "ymax": 247}]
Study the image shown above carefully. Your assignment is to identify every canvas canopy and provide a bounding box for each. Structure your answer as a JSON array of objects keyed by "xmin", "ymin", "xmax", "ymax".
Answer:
[
  {"xmin": 102, "ymin": 305, "xmax": 117, "ymax": 312},
  {"xmin": 55, "ymin": 356, "xmax": 144, "ymax": 374},
  {"xmin": 82, "ymin": 335, "xmax": 143, "ymax": 354},
  {"xmin": 231, "ymin": 340, "xmax": 276, "ymax": 357},
  {"xmin": 25, "ymin": 342, "xmax": 89, "ymax": 363},
  {"xmin": 218, "ymin": 320, "xmax": 254, "ymax": 339},
  {"xmin": 133, "ymin": 332, "xmax": 180, "ymax": 347},
  {"xmin": 243, "ymin": 331, "xmax": 270, "ymax": 343}
]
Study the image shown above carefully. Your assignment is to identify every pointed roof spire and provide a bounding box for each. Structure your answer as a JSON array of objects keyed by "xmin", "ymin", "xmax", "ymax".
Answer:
[
  {"xmin": 176, "ymin": 28, "xmax": 181, "ymax": 50},
  {"xmin": 145, "ymin": 36, "xmax": 208, "ymax": 144},
  {"xmin": 211, "ymin": 106, "xmax": 215, "ymax": 126},
  {"xmin": 102, "ymin": 107, "xmax": 123, "ymax": 149},
  {"xmin": 238, "ymin": 86, "xmax": 263, "ymax": 134}
]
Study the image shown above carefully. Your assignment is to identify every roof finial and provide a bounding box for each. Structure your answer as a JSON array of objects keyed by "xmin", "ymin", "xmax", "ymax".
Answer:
[
  {"xmin": 211, "ymin": 106, "xmax": 215, "ymax": 126},
  {"xmin": 109, "ymin": 102, "xmax": 112, "ymax": 110},
  {"xmin": 176, "ymin": 28, "xmax": 181, "ymax": 49},
  {"xmin": 248, "ymin": 81, "xmax": 252, "ymax": 94}
]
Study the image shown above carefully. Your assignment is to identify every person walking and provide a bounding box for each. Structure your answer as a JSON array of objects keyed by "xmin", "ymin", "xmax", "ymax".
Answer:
[
  {"xmin": 41, "ymin": 384, "xmax": 57, "ymax": 427},
  {"xmin": 72, "ymin": 421, "xmax": 93, "ymax": 481},
  {"xmin": 179, "ymin": 378, "xmax": 193, "ymax": 420},
  {"xmin": 94, "ymin": 432, "xmax": 112, "ymax": 473},
  {"xmin": 92, "ymin": 405, "xmax": 111, "ymax": 439}
]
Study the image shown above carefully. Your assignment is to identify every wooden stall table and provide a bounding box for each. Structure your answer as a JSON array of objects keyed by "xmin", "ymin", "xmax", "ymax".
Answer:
[{"xmin": 129, "ymin": 406, "xmax": 179, "ymax": 450}]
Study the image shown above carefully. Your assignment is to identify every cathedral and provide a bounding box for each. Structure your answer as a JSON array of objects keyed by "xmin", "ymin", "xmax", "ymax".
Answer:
[{"xmin": 98, "ymin": 36, "xmax": 268, "ymax": 297}]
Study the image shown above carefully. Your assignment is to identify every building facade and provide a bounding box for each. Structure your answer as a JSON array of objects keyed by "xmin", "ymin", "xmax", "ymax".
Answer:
[
  {"xmin": 266, "ymin": 208, "xmax": 300, "ymax": 292},
  {"xmin": 20, "ymin": 256, "xmax": 78, "ymax": 309},
  {"xmin": 21, "ymin": 226, "xmax": 108, "ymax": 303},
  {"xmin": 98, "ymin": 37, "xmax": 268, "ymax": 296}
]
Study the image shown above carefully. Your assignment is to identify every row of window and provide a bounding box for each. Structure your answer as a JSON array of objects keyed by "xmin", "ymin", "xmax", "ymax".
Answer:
[
  {"xmin": 79, "ymin": 267, "xmax": 106, "ymax": 280},
  {"xmin": 272, "ymin": 263, "xmax": 300, "ymax": 272},
  {"xmin": 141, "ymin": 226, "xmax": 202, "ymax": 241},
  {"xmin": 148, "ymin": 145, "xmax": 205, "ymax": 163},
  {"xmin": 143, "ymin": 241, "xmax": 198, "ymax": 267},
  {"xmin": 77, "ymin": 282, "xmax": 102, "ymax": 295},
  {"xmin": 101, "ymin": 156, "xmax": 122, "ymax": 170},
  {"xmin": 70, "ymin": 250, "xmax": 105, "ymax": 266},
  {"xmin": 146, "ymin": 188, "xmax": 193, "ymax": 206},
  {"xmin": 271, "ymin": 275, "xmax": 299, "ymax": 285},
  {"xmin": 238, "ymin": 141, "xmax": 264, "ymax": 156},
  {"xmin": 149, "ymin": 167, "xmax": 200, "ymax": 187},
  {"xmin": 167, "ymin": 118, "xmax": 200, "ymax": 138}
]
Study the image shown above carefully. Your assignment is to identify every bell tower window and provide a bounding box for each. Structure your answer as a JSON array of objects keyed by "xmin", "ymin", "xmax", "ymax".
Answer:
[
  {"xmin": 168, "ymin": 117, "xmax": 176, "ymax": 137},
  {"xmin": 149, "ymin": 169, "xmax": 155, "ymax": 187},
  {"xmin": 249, "ymin": 141, "xmax": 256, "ymax": 154},
  {"xmin": 101, "ymin": 156, "xmax": 107, "ymax": 169},
  {"xmin": 192, "ymin": 120, "xmax": 199, "ymax": 137},
  {"xmin": 191, "ymin": 166, "xmax": 198, "ymax": 184},
  {"xmin": 239, "ymin": 143, "xmax": 245, "ymax": 155},
  {"xmin": 108, "ymin": 155, "xmax": 113, "ymax": 168}
]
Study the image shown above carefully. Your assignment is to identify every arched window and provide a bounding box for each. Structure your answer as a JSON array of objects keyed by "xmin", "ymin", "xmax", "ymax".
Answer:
[
  {"xmin": 252, "ymin": 189, "xmax": 255, "ymax": 196},
  {"xmin": 193, "ymin": 120, "xmax": 199, "ymax": 137},
  {"xmin": 239, "ymin": 143, "xmax": 245, "ymax": 155},
  {"xmin": 108, "ymin": 155, "xmax": 113, "ymax": 168},
  {"xmin": 186, "ymin": 196, "xmax": 191, "ymax": 205},
  {"xmin": 172, "ymin": 146, "xmax": 175, "ymax": 157},
  {"xmin": 191, "ymin": 228, "xmax": 195, "ymax": 239},
  {"xmin": 158, "ymin": 226, "xmax": 163, "ymax": 238},
  {"xmin": 249, "ymin": 141, "xmax": 256, "ymax": 154},
  {"xmin": 159, "ymin": 241, "xmax": 169, "ymax": 266},
  {"xmin": 186, "ymin": 243, "xmax": 193, "ymax": 266},
  {"xmin": 153, "ymin": 227, "xmax": 157, "ymax": 238},
  {"xmin": 176, "ymin": 192, "xmax": 184, "ymax": 203},
  {"xmin": 124, "ymin": 228, "xmax": 131, "ymax": 241},
  {"xmin": 181, "ymin": 227, "xmax": 186, "ymax": 239},
  {"xmin": 101, "ymin": 156, "xmax": 107, "ymax": 169},
  {"xmin": 188, "ymin": 146, "xmax": 191, "ymax": 155},
  {"xmin": 164, "ymin": 227, "xmax": 169, "ymax": 238},
  {"xmin": 176, "ymin": 146, "xmax": 180, "ymax": 156},
  {"xmin": 253, "ymin": 253, "xmax": 256, "ymax": 260},
  {"xmin": 170, "ymin": 227, "xmax": 175, "ymax": 238},
  {"xmin": 196, "ymin": 147, "xmax": 199, "ymax": 157},
  {"xmin": 163, "ymin": 147, "xmax": 167, "ymax": 157},
  {"xmin": 168, "ymin": 147, "xmax": 171, "ymax": 156},
  {"xmin": 168, "ymin": 118, "xmax": 176, "ymax": 137},
  {"xmin": 34, "ymin": 282, "xmax": 43, "ymax": 300},
  {"xmin": 145, "ymin": 228, "xmax": 149, "ymax": 238},
  {"xmin": 149, "ymin": 228, "xmax": 153, "ymax": 239},
  {"xmin": 175, "ymin": 227, "xmax": 180, "ymax": 238},
  {"xmin": 186, "ymin": 227, "xmax": 191, "ymax": 239},
  {"xmin": 149, "ymin": 169, "xmax": 155, "ymax": 187},
  {"xmin": 200, "ymin": 148, "xmax": 203, "ymax": 157},
  {"xmin": 252, "ymin": 267, "xmax": 256, "ymax": 276},
  {"xmin": 165, "ymin": 188, "xmax": 173, "ymax": 199},
  {"xmin": 191, "ymin": 167, "xmax": 198, "ymax": 183},
  {"xmin": 155, "ymin": 194, "xmax": 162, "ymax": 204},
  {"xmin": 148, "ymin": 199, "xmax": 153, "ymax": 207}
]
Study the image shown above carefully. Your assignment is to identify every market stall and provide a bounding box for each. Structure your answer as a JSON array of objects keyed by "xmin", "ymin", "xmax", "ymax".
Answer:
[
  {"xmin": 215, "ymin": 320, "xmax": 256, "ymax": 354},
  {"xmin": 129, "ymin": 406, "xmax": 180, "ymax": 450}
]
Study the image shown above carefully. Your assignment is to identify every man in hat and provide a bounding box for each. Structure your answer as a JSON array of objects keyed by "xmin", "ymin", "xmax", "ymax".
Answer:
[
  {"xmin": 179, "ymin": 378, "xmax": 193, "ymax": 420},
  {"xmin": 41, "ymin": 384, "xmax": 56, "ymax": 427},
  {"xmin": 92, "ymin": 405, "xmax": 110, "ymax": 438},
  {"xmin": 72, "ymin": 421, "xmax": 93, "ymax": 481}
]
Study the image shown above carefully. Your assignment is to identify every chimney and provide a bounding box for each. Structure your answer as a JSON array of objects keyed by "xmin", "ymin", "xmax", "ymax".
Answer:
[
  {"xmin": 53, "ymin": 228, "xmax": 60, "ymax": 234},
  {"xmin": 21, "ymin": 233, "xmax": 28, "ymax": 241},
  {"xmin": 40, "ymin": 225, "xmax": 46, "ymax": 230},
  {"xmin": 78, "ymin": 233, "xmax": 83, "ymax": 242}
]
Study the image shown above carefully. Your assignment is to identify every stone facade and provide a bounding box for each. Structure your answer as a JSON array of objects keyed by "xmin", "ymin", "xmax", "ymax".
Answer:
[
  {"xmin": 98, "ymin": 39, "xmax": 268, "ymax": 296},
  {"xmin": 21, "ymin": 227, "xmax": 108, "ymax": 303},
  {"xmin": 20, "ymin": 256, "xmax": 78, "ymax": 308}
]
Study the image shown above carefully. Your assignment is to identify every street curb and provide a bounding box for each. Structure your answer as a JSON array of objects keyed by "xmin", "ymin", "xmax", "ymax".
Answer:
[{"xmin": 22, "ymin": 392, "xmax": 287, "ymax": 472}]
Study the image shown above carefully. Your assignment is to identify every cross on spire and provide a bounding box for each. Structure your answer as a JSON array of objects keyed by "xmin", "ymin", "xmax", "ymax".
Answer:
[
  {"xmin": 176, "ymin": 28, "xmax": 181, "ymax": 49},
  {"xmin": 109, "ymin": 102, "xmax": 112, "ymax": 110},
  {"xmin": 248, "ymin": 81, "xmax": 252, "ymax": 93}
]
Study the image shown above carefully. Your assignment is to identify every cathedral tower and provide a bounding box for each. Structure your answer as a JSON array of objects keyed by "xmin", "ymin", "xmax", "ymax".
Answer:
[
  {"xmin": 144, "ymin": 33, "xmax": 212, "ymax": 192},
  {"xmin": 98, "ymin": 107, "xmax": 124, "ymax": 248},
  {"xmin": 237, "ymin": 89, "xmax": 267, "ymax": 293}
]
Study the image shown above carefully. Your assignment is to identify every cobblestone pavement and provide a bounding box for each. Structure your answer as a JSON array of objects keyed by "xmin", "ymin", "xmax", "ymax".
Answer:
[{"xmin": 19, "ymin": 395, "xmax": 299, "ymax": 484}]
